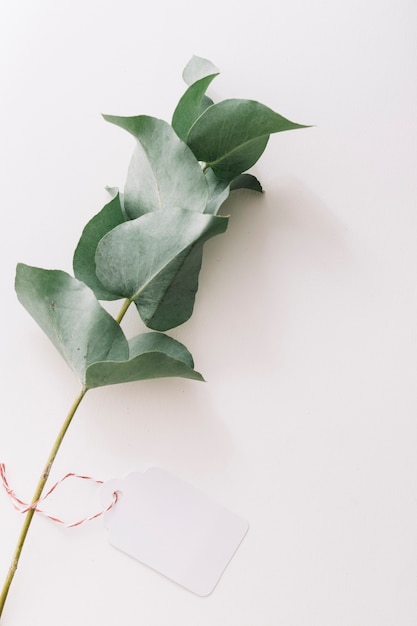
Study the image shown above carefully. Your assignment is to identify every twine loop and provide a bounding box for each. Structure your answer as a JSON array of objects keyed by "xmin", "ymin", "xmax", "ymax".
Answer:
[{"xmin": 0, "ymin": 463, "xmax": 118, "ymax": 528}]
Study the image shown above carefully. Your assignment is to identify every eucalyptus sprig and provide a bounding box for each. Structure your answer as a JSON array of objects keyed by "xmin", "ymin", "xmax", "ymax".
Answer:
[{"xmin": 0, "ymin": 55, "xmax": 307, "ymax": 619}]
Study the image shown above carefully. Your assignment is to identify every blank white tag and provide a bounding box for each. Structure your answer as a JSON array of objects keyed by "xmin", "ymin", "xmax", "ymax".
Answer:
[{"xmin": 100, "ymin": 468, "xmax": 248, "ymax": 596}]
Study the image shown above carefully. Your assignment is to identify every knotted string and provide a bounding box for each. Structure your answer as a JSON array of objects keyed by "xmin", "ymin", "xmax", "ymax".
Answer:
[{"xmin": 0, "ymin": 463, "xmax": 118, "ymax": 528}]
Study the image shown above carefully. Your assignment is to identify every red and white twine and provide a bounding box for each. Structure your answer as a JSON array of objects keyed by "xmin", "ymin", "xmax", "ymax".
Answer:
[{"xmin": 0, "ymin": 463, "xmax": 118, "ymax": 528}]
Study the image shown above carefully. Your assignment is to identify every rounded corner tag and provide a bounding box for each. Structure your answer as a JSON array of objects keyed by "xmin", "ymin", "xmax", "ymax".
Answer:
[{"xmin": 101, "ymin": 468, "xmax": 249, "ymax": 596}]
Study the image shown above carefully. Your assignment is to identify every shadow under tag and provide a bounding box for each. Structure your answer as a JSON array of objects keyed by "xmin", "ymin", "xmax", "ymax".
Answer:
[{"xmin": 100, "ymin": 468, "xmax": 249, "ymax": 596}]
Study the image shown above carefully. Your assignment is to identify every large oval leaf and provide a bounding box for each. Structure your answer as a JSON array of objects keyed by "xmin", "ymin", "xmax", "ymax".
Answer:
[
  {"xmin": 102, "ymin": 115, "xmax": 208, "ymax": 218},
  {"xmin": 15, "ymin": 264, "xmax": 128, "ymax": 384},
  {"xmin": 85, "ymin": 331, "xmax": 203, "ymax": 388},
  {"xmin": 187, "ymin": 99, "xmax": 307, "ymax": 180},
  {"xmin": 73, "ymin": 194, "xmax": 126, "ymax": 300},
  {"xmin": 94, "ymin": 208, "xmax": 228, "ymax": 313}
]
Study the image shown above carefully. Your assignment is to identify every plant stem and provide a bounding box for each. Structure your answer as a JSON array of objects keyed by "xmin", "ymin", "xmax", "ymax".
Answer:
[
  {"xmin": 115, "ymin": 298, "xmax": 132, "ymax": 324},
  {"xmin": 0, "ymin": 387, "xmax": 88, "ymax": 620},
  {"xmin": 0, "ymin": 299, "xmax": 133, "ymax": 620}
]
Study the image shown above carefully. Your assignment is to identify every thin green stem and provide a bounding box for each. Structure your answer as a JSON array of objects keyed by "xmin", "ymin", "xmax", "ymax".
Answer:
[
  {"xmin": 0, "ymin": 387, "xmax": 87, "ymax": 620},
  {"xmin": 0, "ymin": 299, "xmax": 133, "ymax": 621},
  {"xmin": 115, "ymin": 298, "xmax": 132, "ymax": 324}
]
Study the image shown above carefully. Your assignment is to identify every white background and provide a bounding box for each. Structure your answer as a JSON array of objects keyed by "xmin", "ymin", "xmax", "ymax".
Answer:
[{"xmin": 0, "ymin": 1, "xmax": 416, "ymax": 624}]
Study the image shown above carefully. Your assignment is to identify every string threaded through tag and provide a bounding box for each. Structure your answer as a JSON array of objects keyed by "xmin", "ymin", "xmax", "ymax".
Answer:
[{"xmin": 0, "ymin": 463, "xmax": 118, "ymax": 528}]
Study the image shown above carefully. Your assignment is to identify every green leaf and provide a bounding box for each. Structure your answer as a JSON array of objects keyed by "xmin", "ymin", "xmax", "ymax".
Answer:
[
  {"xmin": 204, "ymin": 168, "xmax": 230, "ymax": 215},
  {"xmin": 203, "ymin": 171, "xmax": 263, "ymax": 217},
  {"xmin": 128, "ymin": 331, "xmax": 195, "ymax": 363},
  {"xmin": 172, "ymin": 55, "xmax": 220, "ymax": 142},
  {"xmin": 94, "ymin": 208, "xmax": 228, "ymax": 328},
  {"xmin": 73, "ymin": 194, "xmax": 126, "ymax": 300},
  {"xmin": 105, "ymin": 185, "xmax": 121, "ymax": 199},
  {"xmin": 102, "ymin": 115, "xmax": 208, "ymax": 218},
  {"xmin": 15, "ymin": 264, "xmax": 128, "ymax": 384},
  {"xmin": 187, "ymin": 99, "xmax": 307, "ymax": 180},
  {"xmin": 172, "ymin": 73, "xmax": 218, "ymax": 142},
  {"xmin": 230, "ymin": 173, "xmax": 263, "ymax": 193},
  {"xmin": 136, "ymin": 243, "xmax": 204, "ymax": 330},
  {"xmin": 182, "ymin": 55, "xmax": 219, "ymax": 86},
  {"xmin": 85, "ymin": 331, "xmax": 204, "ymax": 388}
]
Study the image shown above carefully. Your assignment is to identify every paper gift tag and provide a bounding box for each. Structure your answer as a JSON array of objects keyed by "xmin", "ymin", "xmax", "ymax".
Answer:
[{"xmin": 100, "ymin": 468, "xmax": 248, "ymax": 596}]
